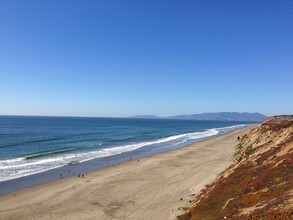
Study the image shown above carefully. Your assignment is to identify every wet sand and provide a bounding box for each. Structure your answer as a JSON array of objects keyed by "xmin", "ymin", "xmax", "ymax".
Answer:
[{"xmin": 0, "ymin": 127, "xmax": 251, "ymax": 220}]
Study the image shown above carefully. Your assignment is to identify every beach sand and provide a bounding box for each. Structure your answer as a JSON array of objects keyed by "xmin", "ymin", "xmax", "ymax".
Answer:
[{"xmin": 0, "ymin": 127, "xmax": 251, "ymax": 220}]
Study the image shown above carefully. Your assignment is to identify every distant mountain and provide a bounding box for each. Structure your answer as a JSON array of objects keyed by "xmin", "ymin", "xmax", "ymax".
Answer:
[
  {"xmin": 130, "ymin": 112, "xmax": 267, "ymax": 122},
  {"xmin": 167, "ymin": 112, "xmax": 267, "ymax": 122},
  {"xmin": 130, "ymin": 115, "xmax": 159, "ymax": 119}
]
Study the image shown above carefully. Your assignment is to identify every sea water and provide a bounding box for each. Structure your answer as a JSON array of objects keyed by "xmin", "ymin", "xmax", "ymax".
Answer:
[{"xmin": 0, "ymin": 116, "xmax": 254, "ymax": 182}]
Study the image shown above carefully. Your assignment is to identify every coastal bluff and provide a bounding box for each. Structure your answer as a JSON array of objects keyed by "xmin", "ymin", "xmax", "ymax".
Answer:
[{"xmin": 179, "ymin": 116, "xmax": 293, "ymax": 219}]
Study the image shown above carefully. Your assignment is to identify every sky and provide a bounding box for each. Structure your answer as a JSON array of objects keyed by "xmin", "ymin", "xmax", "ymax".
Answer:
[{"xmin": 0, "ymin": 0, "xmax": 292, "ymax": 117}]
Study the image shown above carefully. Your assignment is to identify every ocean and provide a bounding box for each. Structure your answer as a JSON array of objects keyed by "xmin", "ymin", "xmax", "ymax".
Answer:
[{"xmin": 0, "ymin": 116, "xmax": 254, "ymax": 183}]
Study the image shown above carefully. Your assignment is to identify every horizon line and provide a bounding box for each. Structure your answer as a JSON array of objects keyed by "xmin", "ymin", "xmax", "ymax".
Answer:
[{"xmin": 0, "ymin": 111, "xmax": 270, "ymax": 119}]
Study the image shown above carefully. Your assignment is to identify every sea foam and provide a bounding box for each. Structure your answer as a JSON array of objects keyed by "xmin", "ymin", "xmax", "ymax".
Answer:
[{"xmin": 0, "ymin": 124, "xmax": 246, "ymax": 182}]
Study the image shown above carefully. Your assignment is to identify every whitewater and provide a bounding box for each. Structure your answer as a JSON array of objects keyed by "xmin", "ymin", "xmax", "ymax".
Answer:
[{"xmin": 0, "ymin": 121, "xmax": 247, "ymax": 182}]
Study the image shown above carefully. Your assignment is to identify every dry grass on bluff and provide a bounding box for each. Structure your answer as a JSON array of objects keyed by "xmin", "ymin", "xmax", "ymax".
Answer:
[{"xmin": 179, "ymin": 116, "xmax": 293, "ymax": 220}]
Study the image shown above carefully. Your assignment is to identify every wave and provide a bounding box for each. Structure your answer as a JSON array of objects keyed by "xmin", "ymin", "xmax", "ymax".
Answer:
[
  {"xmin": 0, "ymin": 124, "xmax": 248, "ymax": 182},
  {"xmin": 140, "ymin": 131, "xmax": 155, "ymax": 135},
  {"xmin": 25, "ymin": 148, "xmax": 74, "ymax": 160},
  {"xmin": 0, "ymin": 132, "xmax": 106, "ymax": 149},
  {"xmin": 108, "ymin": 135, "xmax": 140, "ymax": 143},
  {"xmin": 59, "ymin": 132, "xmax": 106, "ymax": 139},
  {"xmin": 56, "ymin": 138, "xmax": 103, "ymax": 146},
  {"xmin": 101, "ymin": 129, "xmax": 219, "ymax": 155},
  {"xmin": 215, "ymin": 124, "xmax": 247, "ymax": 131},
  {"xmin": 0, "ymin": 137, "xmax": 65, "ymax": 148}
]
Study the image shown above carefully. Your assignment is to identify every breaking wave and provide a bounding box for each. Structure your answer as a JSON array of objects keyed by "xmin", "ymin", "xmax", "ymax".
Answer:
[{"xmin": 0, "ymin": 124, "xmax": 247, "ymax": 182}]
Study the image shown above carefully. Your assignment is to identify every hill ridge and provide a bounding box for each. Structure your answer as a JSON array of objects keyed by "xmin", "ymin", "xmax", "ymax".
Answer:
[{"xmin": 131, "ymin": 112, "xmax": 267, "ymax": 122}]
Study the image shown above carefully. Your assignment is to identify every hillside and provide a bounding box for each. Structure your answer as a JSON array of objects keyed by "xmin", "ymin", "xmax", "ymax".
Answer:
[
  {"xmin": 167, "ymin": 112, "xmax": 267, "ymax": 122},
  {"xmin": 179, "ymin": 116, "xmax": 293, "ymax": 219},
  {"xmin": 131, "ymin": 112, "xmax": 267, "ymax": 122}
]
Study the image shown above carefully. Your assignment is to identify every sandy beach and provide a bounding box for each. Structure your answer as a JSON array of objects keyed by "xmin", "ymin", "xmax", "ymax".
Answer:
[{"xmin": 0, "ymin": 127, "xmax": 251, "ymax": 220}]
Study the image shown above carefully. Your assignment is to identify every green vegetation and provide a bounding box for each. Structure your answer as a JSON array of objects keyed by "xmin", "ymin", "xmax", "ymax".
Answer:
[{"xmin": 245, "ymin": 147, "xmax": 257, "ymax": 155}]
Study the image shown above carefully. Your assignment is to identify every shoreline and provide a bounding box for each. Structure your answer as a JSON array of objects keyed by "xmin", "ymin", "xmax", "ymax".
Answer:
[
  {"xmin": 0, "ymin": 127, "xmax": 252, "ymax": 219},
  {"xmin": 0, "ymin": 125, "xmax": 250, "ymax": 196}
]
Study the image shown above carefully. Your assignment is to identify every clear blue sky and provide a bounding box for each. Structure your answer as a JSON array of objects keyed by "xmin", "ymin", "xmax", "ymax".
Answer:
[{"xmin": 0, "ymin": 0, "xmax": 292, "ymax": 117}]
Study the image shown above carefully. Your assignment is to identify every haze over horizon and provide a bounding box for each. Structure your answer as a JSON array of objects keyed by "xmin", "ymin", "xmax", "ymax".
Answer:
[{"xmin": 1, "ymin": 1, "xmax": 292, "ymax": 117}]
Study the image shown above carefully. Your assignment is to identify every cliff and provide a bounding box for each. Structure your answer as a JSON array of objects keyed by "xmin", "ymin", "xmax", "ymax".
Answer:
[{"xmin": 179, "ymin": 116, "xmax": 293, "ymax": 219}]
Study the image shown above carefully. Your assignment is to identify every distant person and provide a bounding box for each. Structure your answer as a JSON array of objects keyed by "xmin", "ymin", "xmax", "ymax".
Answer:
[{"xmin": 237, "ymin": 136, "xmax": 240, "ymax": 140}]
